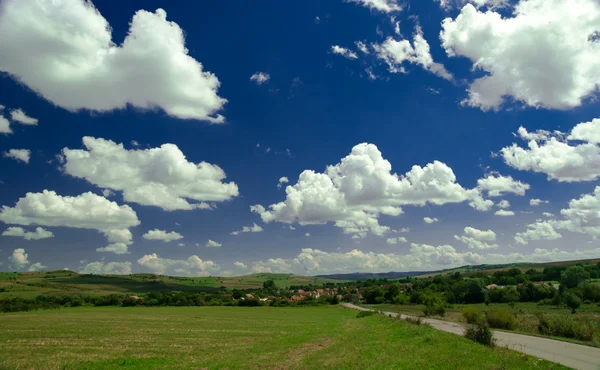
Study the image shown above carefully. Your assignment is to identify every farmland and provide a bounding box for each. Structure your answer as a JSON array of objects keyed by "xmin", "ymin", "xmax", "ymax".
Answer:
[
  {"xmin": 0, "ymin": 270, "xmax": 341, "ymax": 299},
  {"xmin": 0, "ymin": 306, "xmax": 566, "ymax": 369}
]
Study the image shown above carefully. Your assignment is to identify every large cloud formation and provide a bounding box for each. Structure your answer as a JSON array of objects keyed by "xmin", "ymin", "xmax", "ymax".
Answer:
[
  {"xmin": 0, "ymin": 190, "xmax": 139, "ymax": 253},
  {"xmin": 440, "ymin": 0, "xmax": 600, "ymax": 110},
  {"xmin": 0, "ymin": 0, "xmax": 226, "ymax": 122},
  {"xmin": 251, "ymin": 143, "xmax": 486, "ymax": 237},
  {"xmin": 454, "ymin": 226, "xmax": 498, "ymax": 250},
  {"xmin": 501, "ymin": 120, "xmax": 600, "ymax": 182},
  {"xmin": 63, "ymin": 137, "xmax": 239, "ymax": 211}
]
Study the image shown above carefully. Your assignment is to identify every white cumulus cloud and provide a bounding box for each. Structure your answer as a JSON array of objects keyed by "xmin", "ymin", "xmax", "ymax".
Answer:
[
  {"xmin": 4, "ymin": 149, "xmax": 31, "ymax": 164},
  {"xmin": 137, "ymin": 253, "xmax": 219, "ymax": 276},
  {"xmin": 230, "ymin": 223, "xmax": 263, "ymax": 235},
  {"xmin": 440, "ymin": 0, "xmax": 600, "ymax": 110},
  {"xmin": 62, "ymin": 137, "xmax": 239, "ymax": 211},
  {"xmin": 251, "ymin": 143, "xmax": 483, "ymax": 238},
  {"xmin": 277, "ymin": 177, "xmax": 289, "ymax": 189},
  {"xmin": 80, "ymin": 261, "xmax": 132, "ymax": 275},
  {"xmin": 2, "ymin": 226, "xmax": 53, "ymax": 240},
  {"xmin": 477, "ymin": 174, "xmax": 529, "ymax": 197},
  {"xmin": 143, "ymin": 229, "xmax": 184, "ymax": 243},
  {"xmin": 530, "ymin": 199, "xmax": 549, "ymax": 206},
  {"xmin": 494, "ymin": 210, "xmax": 515, "ymax": 216},
  {"xmin": 205, "ymin": 239, "xmax": 222, "ymax": 248},
  {"xmin": 515, "ymin": 221, "xmax": 562, "ymax": 245},
  {"xmin": 454, "ymin": 226, "xmax": 498, "ymax": 249},
  {"xmin": 424, "ymin": 217, "xmax": 439, "ymax": 224},
  {"xmin": 0, "ymin": 190, "xmax": 139, "ymax": 254},
  {"xmin": 28, "ymin": 262, "xmax": 47, "ymax": 272},
  {"xmin": 502, "ymin": 123, "xmax": 600, "ymax": 182},
  {"xmin": 0, "ymin": 0, "xmax": 226, "ymax": 122},
  {"xmin": 10, "ymin": 109, "xmax": 38, "ymax": 125},
  {"xmin": 10, "ymin": 248, "xmax": 29, "ymax": 269}
]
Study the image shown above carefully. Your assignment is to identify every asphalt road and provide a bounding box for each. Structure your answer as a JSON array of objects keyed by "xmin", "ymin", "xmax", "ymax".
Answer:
[{"xmin": 342, "ymin": 303, "xmax": 600, "ymax": 370}]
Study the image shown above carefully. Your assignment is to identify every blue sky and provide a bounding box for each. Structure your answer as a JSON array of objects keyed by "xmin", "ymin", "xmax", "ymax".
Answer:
[{"xmin": 0, "ymin": 0, "xmax": 599, "ymax": 276}]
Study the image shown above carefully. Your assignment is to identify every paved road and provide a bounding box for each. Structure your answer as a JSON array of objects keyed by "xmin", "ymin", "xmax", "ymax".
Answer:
[{"xmin": 342, "ymin": 303, "xmax": 600, "ymax": 370}]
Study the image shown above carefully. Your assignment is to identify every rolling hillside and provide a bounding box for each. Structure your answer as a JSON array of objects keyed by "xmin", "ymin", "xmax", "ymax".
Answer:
[{"xmin": 0, "ymin": 270, "xmax": 342, "ymax": 299}]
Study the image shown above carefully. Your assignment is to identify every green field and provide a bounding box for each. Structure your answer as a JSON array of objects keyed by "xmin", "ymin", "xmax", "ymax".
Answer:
[
  {"xmin": 363, "ymin": 302, "xmax": 600, "ymax": 346},
  {"xmin": 0, "ymin": 306, "xmax": 566, "ymax": 369},
  {"xmin": 0, "ymin": 270, "xmax": 342, "ymax": 299}
]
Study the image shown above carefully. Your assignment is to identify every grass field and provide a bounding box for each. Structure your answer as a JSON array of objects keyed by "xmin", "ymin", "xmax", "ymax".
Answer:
[
  {"xmin": 0, "ymin": 270, "xmax": 342, "ymax": 299},
  {"xmin": 363, "ymin": 302, "xmax": 600, "ymax": 346},
  {"xmin": 0, "ymin": 306, "xmax": 567, "ymax": 369}
]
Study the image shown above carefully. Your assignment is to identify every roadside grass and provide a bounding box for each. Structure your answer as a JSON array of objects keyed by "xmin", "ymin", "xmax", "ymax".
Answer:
[
  {"xmin": 0, "ymin": 306, "xmax": 566, "ymax": 369},
  {"xmin": 364, "ymin": 302, "xmax": 600, "ymax": 347}
]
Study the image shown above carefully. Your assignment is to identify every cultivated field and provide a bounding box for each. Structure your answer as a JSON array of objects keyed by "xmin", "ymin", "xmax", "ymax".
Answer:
[
  {"xmin": 0, "ymin": 271, "xmax": 341, "ymax": 299},
  {"xmin": 0, "ymin": 306, "xmax": 566, "ymax": 369}
]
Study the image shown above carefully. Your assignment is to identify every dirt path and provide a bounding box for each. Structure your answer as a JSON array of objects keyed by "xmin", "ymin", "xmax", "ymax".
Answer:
[{"xmin": 342, "ymin": 303, "xmax": 600, "ymax": 370}]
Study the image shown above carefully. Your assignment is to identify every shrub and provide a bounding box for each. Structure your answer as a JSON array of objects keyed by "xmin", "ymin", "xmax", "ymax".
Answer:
[
  {"xmin": 537, "ymin": 298, "xmax": 553, "ymax": 306},
  {"xmin": 485, "ymin": 308, "xmax": 516, "ymax": 330},
  {"xmin": 538, "ymin": 314, "xmax": 595, "ymax": 341},
  {"xmin": 465, "ymin": 318, "xmax": 495, "ymax": 347},
  {"xmin": 461, "ymin": 307, "xmax": 481, "ymax": 324},
  {"xmin": 356, "ymin": 310, "xmax": 375, "ymax": 318},
  {"xmin": 392, "ymin": 294, "xmax": 409, "ymax": 305},
  {"xmin": 422, "ymin": 295, "xmax": 446, "ymax": 317},
  {"xmin": 563, "ymin": 292, "xmax": 582, "ymax": 314}
]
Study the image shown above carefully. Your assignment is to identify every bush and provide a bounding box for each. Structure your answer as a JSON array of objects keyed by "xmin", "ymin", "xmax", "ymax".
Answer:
[
  {"xmin": 461, "ymin": 307, "xmax": 481, "ymax": 324},
  {"xmin": 485, "ymin": 308, "xmax": 516, "ymax": 330},
  {"xmin": 465, "ymin": 318, "xmax": 495, "ymax": 347},
  {"xmin": 537, "ymin": 298, "xmax": 553, "ymax": 306},
  {"xmin": 392, "ymin": 294, "xmax": 409, "ymax": 305},
  {"xmin": 538, "ymin": 314, "xmax": 595, "ymax": 341},
  {"xmin": 422, "ymin": 295, "xmax": 446, "ymax": 317},
  {"xmin": 356, "ymin": 310, "xmax": 376, "ymax": 318},
  {"xmin": 563, "ymin": 292, "xmax": 582, "ymax": 314}
]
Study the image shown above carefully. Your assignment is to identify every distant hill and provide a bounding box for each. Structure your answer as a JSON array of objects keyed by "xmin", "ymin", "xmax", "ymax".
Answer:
[
  {"xmin": 0, "ymin": 270, "xmax": 343, "ymax": 299},
  {"xmin": 316, "ymin": 258, "xmax": 600, "ymax": 281}
]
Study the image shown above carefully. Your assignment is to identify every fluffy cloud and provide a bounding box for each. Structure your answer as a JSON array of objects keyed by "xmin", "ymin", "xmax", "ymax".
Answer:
[
  {"xmin": 346, "ymin": 0, "xmax": 402, "ymax": 12},
  {"xmin": 437, "ymin": 0, "xmax": 509, "ymax": 10},
  {"xmin": 205, "ymin": 239, "xmax": 222, "ymax": 248},
  {"xmin": 28, "ymin": 262, "xmax": 47, "ymax": 272},
  {"xmin": 96, "ymin": 243, "xmax": 129, "ymax": 255},
  {"xmin": 355, "ymin": 41, "xmax": 370, "ymax": 54},
  {"xmin": 249, "ymin": 245, "xmax": 483, "ymax": 275},
  {"xmin": 477, "ymin": 174, "xmax": 529, "ymax": 197},
  {"xmin": 10, "ymin": 109, "xmax": 37, "ymax": 125},
  {"xmin": 424, "ymin": 217, "xmax": 439, "ymax": 224},
  {"xmin": 0, "ymin": 190, "xmax": 139, "ymax": 253},
  {"xmin": 0, "ymin": 1, "xmax": 226, "ymax": 122},
  {"xmin": 556, "ymin": 186, "xmax": 600, "ymax": 237},
  {"xmin": 277, "ymin": 177, "xmax": 289, "ymax": 189},
  {"xmin": 0, "ymin": 115, "xmax": 10, "ymax": 134},
  {"xmin": 543, "ymin": 212, "xmax": 554, "ymax": 217},
  {"xmin": 487, "ymin": 247, "xmax": 600, "ymax": 264},
  {"xmin": 234, "ymin": 261, "xmax": 247, "ymax": 270},
  {"xmin": 440, "ymin": 0, "xmax": 600, "ymax": 110},
  {"xmin": 501, "ymin": 123, "xmax": 600, "ymax": 182},
  {"xmin": 63, "ymin": 137, "xmax": 239, "ymax": 211},
  {"xmin": 515, "ymin": 221, "xmax": 562, "ymax": 245},
  {"xmin": 373, "ymin": 26, "xmax": 453, "ymax": 80},
  {"xmin": 568, "ymin": 118, "xmax": 600, "ymax": 144},
  {"xmin": 10, "ymin": 248, "xmax": 29, "ymax": 269},
  {"xmin": 252, "ymin": 143, "xmax": 482, "ymax": 238},
  {"xmin": 331, "ymin": 46, "xmax": 358, "ymax": 60},
  {"xmin": 137, "ymin": 253, "xmax": 219, "ymax": 276},
  {"xmin": 142, "ymin": 229, "xmax": 184, "ymax": 242},
  {"xmin": 2, "ymin": 226, "xmax": 53, "ymax": 240},
  {"xmin": 496, "ymin": 200, "xmax": 510, "ymax": 209},
  {"xmin": 230, "ymin": 223, "xmax": 263, "ymax": 235},
  {"xmin": 530, "ymin": 199, "xmax": 549, "ymax": 206},
  {"xmin": 250, "ymin": 72, "xmax": 270, "ymax": 85},
  {"xmin": 454, "ymin": 226, "xmax": 498, "ymax": 249},
  {"xmin": 3, "ymin": 149, "xmax": 31, "ymax": 164},
  {"xmin": 386, "ymin": 236, "xmax": 407, "ymax": 244},
  {"xmin": 494, "ymin": 210, "xmax": 514, "ymax": 216},
  {"xmin": 80, "ymin": 261, "xmax": 132, "ymax": 275}
]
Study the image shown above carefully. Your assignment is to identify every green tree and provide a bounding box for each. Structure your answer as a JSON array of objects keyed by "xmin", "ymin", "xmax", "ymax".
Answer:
[
  {"xmin": 560, "ymin": 266, "xmax": 590, "ymax": 289},
  {"xmin": 262, "ymin": 280, "xmax": 276, "ymax": 290}
]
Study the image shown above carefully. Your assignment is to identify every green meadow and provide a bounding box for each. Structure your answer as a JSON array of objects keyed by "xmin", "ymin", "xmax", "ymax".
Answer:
[{"xmin": 0, "ymin": 306, "xmax": 566, "ymax": 369}]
